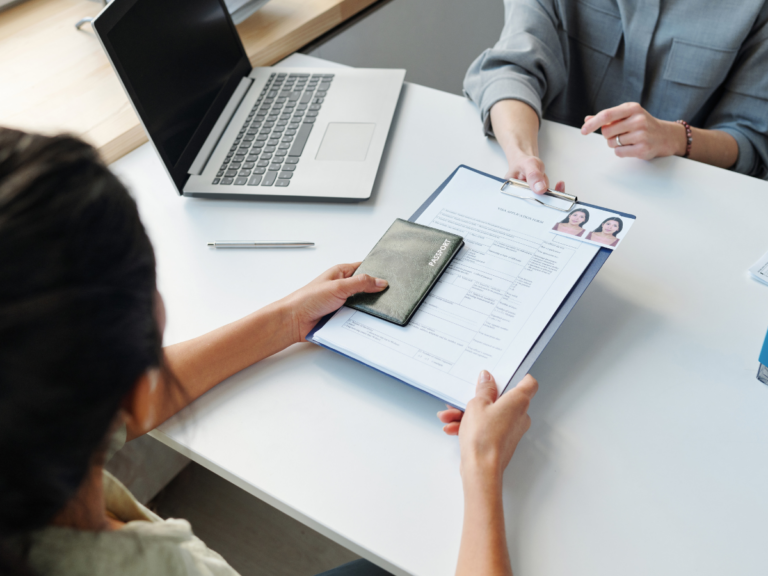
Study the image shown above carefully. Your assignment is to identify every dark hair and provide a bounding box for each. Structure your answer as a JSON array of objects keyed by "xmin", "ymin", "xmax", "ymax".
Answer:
[
  {"xmin": 0, "ymin": 129, "xmax": 162, "ymax": 573},
  {"xmin": 594, "ymin": 217, "xmax": 623, "ymax": 237},
  {"xmin": 560, "ymin": 208, "xmax": 590, "ymax": 227}
]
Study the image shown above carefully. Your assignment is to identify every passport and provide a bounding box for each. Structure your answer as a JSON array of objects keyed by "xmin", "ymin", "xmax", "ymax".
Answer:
[{"xmin": 346, "ymin": 219, "xmax": 464, "ymax": 326}]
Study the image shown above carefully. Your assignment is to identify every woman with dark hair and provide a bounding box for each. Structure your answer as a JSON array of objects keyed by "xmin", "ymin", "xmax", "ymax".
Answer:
[
  {"xmin": 552, "ymin": 208, "xmax": 589, "ymax": 237},
  {"xmin": 586, "ymin": 217, "xmax": 624, "ymax": 247},
  {"xmin": 0, "ymin": 128, "xmax": 537, "ymax": 576}
]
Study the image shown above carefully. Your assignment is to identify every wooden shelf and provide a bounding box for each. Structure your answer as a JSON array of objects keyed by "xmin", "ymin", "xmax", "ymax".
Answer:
[{"xmin": 0, "ymin": 0, "xmax": 376, "ymax": 163}]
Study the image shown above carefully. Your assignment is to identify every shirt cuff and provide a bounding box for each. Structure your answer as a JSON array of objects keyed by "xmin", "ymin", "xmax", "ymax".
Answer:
[
  {"xmin": 475, "ymin": 76, "xmax": 543, "ymax": 138},
  {"xmin": 713, "ymin": 125, "xmax": 756, "ymax": 176}
]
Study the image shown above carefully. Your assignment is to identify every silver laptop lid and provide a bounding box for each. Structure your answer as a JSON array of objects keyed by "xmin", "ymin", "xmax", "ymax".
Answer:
[{"xmin": 94, "ymin": 0, "xmax": 251, "ymax": 194}]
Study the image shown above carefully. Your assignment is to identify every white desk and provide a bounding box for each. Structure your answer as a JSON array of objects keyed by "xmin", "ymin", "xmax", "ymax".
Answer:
[{"xmin": 111, "ymin": 54, "xmax": 768, "ymax": 576}]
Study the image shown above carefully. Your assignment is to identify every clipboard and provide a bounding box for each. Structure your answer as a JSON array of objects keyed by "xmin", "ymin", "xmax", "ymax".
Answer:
[
  {"xmin": 308, "ymin": 165, "xmax": 631, "ymax": 406},
  {"xmin": 499, "ymin": 177, "xmax": 578, "ymax": 212}
]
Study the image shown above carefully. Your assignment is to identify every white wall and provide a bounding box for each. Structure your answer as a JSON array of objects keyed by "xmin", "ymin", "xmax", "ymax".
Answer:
[{"xmin": 305, "ymin": 0, "xmax": 504, "ymax": 96}]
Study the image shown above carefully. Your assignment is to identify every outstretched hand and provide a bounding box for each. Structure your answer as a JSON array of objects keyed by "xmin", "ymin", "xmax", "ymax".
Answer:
[
  {"xmin": 280, "ymin": 263, "xmax": 388, "ymax": 343},
  {"xmin": 438, "ymin": 371, "xmax": 538, "ymax": 476},
  {"xmin": 489, "ymin": 99, "xmax": 565, "ymax": 196},
  {"xmin": 581, "ymin": 102, "xmax": 685, "ymax": 160},
  {"xmin": 505, "ymin": 152, "xmax": 566, "ymax": 196}
]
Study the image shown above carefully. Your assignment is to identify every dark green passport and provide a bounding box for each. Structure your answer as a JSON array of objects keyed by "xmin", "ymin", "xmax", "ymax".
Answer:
[{"xmin": 346, "ymin": 219, "xmax": 464, "ymax": 326}]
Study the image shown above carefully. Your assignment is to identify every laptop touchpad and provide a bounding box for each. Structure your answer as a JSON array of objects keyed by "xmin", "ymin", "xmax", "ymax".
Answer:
[{"xmin": 316, "ymin": 123, "xmax": 376, "ymax": 161}]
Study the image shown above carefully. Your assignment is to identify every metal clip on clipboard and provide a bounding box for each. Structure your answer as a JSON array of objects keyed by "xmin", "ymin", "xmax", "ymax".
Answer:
[{"xmin": 500, "ymin": 178, "xmax": 578, "ymax": 212}]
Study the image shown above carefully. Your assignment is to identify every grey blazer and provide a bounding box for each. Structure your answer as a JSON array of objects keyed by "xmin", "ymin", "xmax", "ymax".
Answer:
[{"xmin": 464, "ymin": 0, "xmax": 768, "ymax": 178}]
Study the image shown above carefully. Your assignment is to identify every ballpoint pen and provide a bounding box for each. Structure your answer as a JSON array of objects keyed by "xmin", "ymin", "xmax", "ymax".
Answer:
[{"xmin": 207, "ymin": 241, "xmax": 314, "ymax": 248}]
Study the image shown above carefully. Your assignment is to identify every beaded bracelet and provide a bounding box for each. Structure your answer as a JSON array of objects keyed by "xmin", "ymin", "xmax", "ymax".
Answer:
[{"xmin": 676, "ymin": 119, "xmax": 692, "ymax": 158}]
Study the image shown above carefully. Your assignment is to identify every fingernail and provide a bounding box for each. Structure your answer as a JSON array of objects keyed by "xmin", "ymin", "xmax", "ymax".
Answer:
[
  {"xmin": 478, "ymin": 369, "xmax": 491, "ymax": 383},
  {"xmin": 534, "ymin": 181, "xmax": 546, "ymax": 193},
  {"xmin": 375, "ymin": 278, "xmax": 388, "ymax": 288}
]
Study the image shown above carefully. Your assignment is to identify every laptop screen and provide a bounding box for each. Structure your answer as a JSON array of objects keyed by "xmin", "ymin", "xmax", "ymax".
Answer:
[{"xmin": 96, "ymin": 0, "xmax": 250, "ymax": 189}]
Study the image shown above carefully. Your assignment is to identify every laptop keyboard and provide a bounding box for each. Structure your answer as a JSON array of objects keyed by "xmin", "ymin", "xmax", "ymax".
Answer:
[{"xmin": 212, "ymin": 72, "xmax": 333, "ymax": 188}]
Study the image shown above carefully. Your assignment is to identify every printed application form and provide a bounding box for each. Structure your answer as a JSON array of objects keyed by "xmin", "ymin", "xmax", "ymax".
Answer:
[{"xmin": 314, "ymin": 168, "xmax": 600, "ymax": 408}]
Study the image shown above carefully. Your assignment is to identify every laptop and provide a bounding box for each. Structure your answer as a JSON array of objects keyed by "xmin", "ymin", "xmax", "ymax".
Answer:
[{"xmin": 93, "ymin": 0, "xmax": 405, "ymax": 201}]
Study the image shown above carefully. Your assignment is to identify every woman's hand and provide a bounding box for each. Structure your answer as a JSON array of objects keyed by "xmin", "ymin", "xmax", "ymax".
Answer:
[
  {"xmin": 489, "ymin": 100, "xmax": 565, "ymax": 196},
  {"xmin": 444, "ymin": 371, "xmax": 537, "ymax": 576},
  {"xmin": 280, "ymin": 262, "xmax": 388, "ymax": 344},
  {"xmin": 505, "ymin": 152, "xmax": 566, "ymax": 195},
  {"xmin": 437, "ymin": 370, "xmax": 538, "ymax": 477},
  {"xmin": 581, "ymin": 102, "xmax": 686, "ymax": 160},
  {"xmin": 151, "ymin": 263, "xmax": 385, "ymax": 439}
]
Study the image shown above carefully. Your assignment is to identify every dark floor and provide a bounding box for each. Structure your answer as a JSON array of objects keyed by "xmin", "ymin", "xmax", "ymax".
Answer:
[{"xmin": 150, "ymin": 462, "xmax": 360, "ymax": 576}]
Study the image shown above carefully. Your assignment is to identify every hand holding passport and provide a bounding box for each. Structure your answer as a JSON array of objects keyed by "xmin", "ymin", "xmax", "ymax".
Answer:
[{"xmin": 346, "ymin": 219, "xmax": 464, "ymax": 326}]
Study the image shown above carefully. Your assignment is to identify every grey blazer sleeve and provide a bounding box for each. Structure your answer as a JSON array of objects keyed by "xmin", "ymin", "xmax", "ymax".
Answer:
[
  {"xmin": 463, "ymin": 0, "xmax": 567, "ymax": 137},
  {"xmin": 704, "ymin": 5, "xmax": 768, "ymax": 179}
]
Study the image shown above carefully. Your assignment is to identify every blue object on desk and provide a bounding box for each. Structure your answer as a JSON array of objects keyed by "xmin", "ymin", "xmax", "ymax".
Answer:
[
  {"xmin": 307, "ymin": 165, "xmax": 630, "ymax": 406},
  {"xmin": 758, "ymin": 328, "xmax": 768, "ymax": 384}
]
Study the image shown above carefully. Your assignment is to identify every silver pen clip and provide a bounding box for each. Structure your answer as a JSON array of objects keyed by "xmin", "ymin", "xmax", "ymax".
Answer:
[{"xmin": 500, "ymin": 178, "xmax": 578, "ymax": 212}]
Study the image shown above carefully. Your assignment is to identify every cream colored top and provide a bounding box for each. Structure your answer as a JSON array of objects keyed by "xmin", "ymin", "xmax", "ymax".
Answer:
[{"xmin": 27, "ymin": 471, "xmax": 240, "ymax": 576}]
